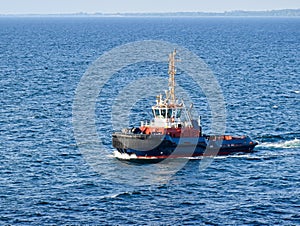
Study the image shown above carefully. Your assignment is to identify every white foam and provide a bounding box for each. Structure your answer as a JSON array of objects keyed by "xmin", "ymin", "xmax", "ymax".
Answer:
[
  {"xmin": 259, "ymin": 138, "xmax": 300, "ymax": 149},
  {"xmin": 113, "ymin": 151, "xmax": 138, "ymax": 160},
  {"xmin": 227, "ymin": 154, "xmax": 251, "ymax": 158},
  {"xmin": 294, "ymin": 90, "xmax": 300, "ymax": 94},
  {"xmin": 99, "ymin": 191, "xmax": 131, "ymax": 199},
  {"xmin": 184, "ymin": 156, "xmax": 204, "ymax": 160}
]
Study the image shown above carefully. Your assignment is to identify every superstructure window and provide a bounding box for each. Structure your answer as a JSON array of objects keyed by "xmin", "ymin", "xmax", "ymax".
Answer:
[
  {"xmin": 167, "ymin": 109, "xmax": 173, "ymax": 118},
  {"xmin": 154, "ymin": 109, "xmax": 160, "ymax": 117},
  {"xmin": 161, "ymin": 109, "xmax": 166, "ymax": 118},
  {"xmin": 176, "ymin": 109, "xmax": 182, "ymax": 118}
]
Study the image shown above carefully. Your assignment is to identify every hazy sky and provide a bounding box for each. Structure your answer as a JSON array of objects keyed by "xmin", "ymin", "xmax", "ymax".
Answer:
[{"xmin": 0, "ymin": 0, "xmax": 299, "ymax": 14}]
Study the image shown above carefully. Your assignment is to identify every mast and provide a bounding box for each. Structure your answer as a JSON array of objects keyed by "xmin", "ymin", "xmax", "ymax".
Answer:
[{"xmin": 168, "ymin": 49, "xmax": 177, "ymax": 105}]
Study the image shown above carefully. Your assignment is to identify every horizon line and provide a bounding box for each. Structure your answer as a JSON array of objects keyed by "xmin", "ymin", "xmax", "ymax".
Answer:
[{"xmin": 0, "ymin": 8, "xmax": 300, "ymax": 16}]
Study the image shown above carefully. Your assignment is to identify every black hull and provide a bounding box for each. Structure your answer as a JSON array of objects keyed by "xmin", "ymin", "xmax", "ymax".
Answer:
[{"xmin": 112, "ymin": 132, "xmax": 258, "ymax": 162}]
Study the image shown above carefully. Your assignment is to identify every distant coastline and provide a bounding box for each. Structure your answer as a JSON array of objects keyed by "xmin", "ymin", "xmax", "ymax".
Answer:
[{"xmin": 1, "ymin": 9, "xmax": 300, "ymax": 17}]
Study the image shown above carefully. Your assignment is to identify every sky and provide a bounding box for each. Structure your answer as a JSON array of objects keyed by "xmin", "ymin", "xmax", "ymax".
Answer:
[{"xmin": 0, "ymin": 0, "xmax": 299, "ymax": 14}]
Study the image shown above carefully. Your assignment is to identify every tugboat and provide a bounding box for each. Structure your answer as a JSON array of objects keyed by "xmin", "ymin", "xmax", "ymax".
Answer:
[{"xmin": 112, "ymin": 50, "xmax": 257, "ymax": 162}]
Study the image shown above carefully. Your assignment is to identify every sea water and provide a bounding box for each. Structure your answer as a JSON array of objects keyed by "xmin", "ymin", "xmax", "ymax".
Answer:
[{"xmin": 0, "ymin": 17, "xmax": 299, "ymax": 225}]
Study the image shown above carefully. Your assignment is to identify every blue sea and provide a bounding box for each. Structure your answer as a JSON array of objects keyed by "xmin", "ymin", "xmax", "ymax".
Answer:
[{"xmin": 0, "ymin": 17, "xmax": 299, "ymax": 225}]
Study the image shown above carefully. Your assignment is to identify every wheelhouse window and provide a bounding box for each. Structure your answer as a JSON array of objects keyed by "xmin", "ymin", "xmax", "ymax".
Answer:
[
  {"xmin": 153, "ymin": 108, "xmax": 178, "ymax": 119},
  {"xmin": 161, "ymin": 109, "xmax": 166, "ymax": 118},
  {"xmin": 167, "ymin": 109, "xmax": 173, "ymax": 118},
  {"xmin": 176, "ymin": 109, "xmax": 182, "ymax": 118},
  {"xmin": 154, "ymin": 109, "xmax": 160, "ymax": 118}
]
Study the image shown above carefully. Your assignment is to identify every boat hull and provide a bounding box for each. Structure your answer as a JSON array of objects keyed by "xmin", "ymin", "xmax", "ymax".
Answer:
[{"xmin": 112, "ymin": 132, "xmax": 257, "ymax": 162}]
